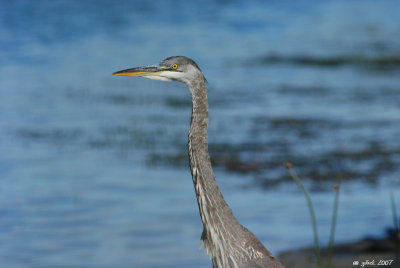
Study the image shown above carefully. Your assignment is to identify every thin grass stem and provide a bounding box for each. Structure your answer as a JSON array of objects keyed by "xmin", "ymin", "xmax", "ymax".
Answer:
[
  {"xmin": 390, "ymin": 191, "xmax": 399, "ymax": 268},
  {"xmin": 326, "ymin": 175, "xmax": 341, "ymax": 268},
  {"xmin": 287, "ymin": 165, "xmax": 323, "ymax": 268}
]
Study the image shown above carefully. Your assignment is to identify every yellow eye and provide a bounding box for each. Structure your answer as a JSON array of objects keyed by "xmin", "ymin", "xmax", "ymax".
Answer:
[{"xmin": 171, "ymin": 64, "xmax": 178, "ymax": 69}]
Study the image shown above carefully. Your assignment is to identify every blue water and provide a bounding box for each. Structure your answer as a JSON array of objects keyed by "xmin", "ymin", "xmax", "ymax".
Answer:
[{"xmin": 1, "ymin": 1, "xmax": 400, "ymax": 267}]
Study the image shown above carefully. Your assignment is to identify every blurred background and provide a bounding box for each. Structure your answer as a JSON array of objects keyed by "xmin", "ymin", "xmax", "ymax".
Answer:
[{"xmin": 1, "ymin": 0, "xmax": 400, "ymax": 267}]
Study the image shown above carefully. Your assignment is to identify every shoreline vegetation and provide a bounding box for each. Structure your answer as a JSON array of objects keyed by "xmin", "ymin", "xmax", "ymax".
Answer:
[
  {"xmin": 279, "ymin": 234, "xmax": 398, "ymax": 268},
  {"xmin": 282, "ymin": 163, "xmax": 399, "ymax": 268}
]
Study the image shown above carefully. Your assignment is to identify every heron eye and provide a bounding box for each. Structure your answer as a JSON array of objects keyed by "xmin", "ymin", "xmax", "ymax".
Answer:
[{"xmin": 171, "ymin": 64, "xmax": 178, "ymax": 69}]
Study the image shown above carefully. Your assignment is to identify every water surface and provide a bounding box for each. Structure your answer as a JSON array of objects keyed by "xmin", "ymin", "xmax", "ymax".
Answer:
[{"xmin": 1, "ymin": 1, "xmax": 400, "ymax": 267}]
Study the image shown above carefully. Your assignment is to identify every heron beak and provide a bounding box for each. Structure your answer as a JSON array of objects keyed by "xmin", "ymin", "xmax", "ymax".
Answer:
[{"xmin": 112, "ymin": 66, "xmax": 163, "ymax": 77}]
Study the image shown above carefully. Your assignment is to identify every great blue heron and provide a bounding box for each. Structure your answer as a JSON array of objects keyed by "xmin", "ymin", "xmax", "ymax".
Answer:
[{"xmin": 113, "ymin": 56, "xmax": 284, "ymax": 268}]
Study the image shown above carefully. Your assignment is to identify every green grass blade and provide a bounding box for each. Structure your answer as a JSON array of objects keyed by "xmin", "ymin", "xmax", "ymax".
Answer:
[{"xmin": 286, "ymin": 163, "xmax": 323, "ymax": 268}]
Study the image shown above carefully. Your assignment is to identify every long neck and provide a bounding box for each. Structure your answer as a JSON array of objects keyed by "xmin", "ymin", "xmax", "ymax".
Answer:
[{"xmin": 187, "ymin": 78, "xmax": 244, "ymax": 264}]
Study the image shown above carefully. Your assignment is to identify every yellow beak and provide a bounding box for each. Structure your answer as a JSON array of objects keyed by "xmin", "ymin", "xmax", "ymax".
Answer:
[{"xmin": 113, "ymin": 66, "xmax": 162, "ymax": 77}]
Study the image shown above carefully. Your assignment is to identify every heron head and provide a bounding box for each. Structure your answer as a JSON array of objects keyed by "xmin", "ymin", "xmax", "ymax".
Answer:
[{"xmin": 113, "ymin": 56, "xmax": 205, "ymax": 85}]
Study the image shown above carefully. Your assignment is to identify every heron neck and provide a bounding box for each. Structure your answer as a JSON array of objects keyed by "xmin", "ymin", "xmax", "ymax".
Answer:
[{"xmin": 187, "ymin": 79, "xmax": 241, "ymax": 251}]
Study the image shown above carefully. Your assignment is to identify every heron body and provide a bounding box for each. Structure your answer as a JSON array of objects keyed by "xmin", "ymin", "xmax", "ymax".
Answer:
[{"xmin": 114, "ymin": 56, "xmax": 284, "ymax": 268}]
